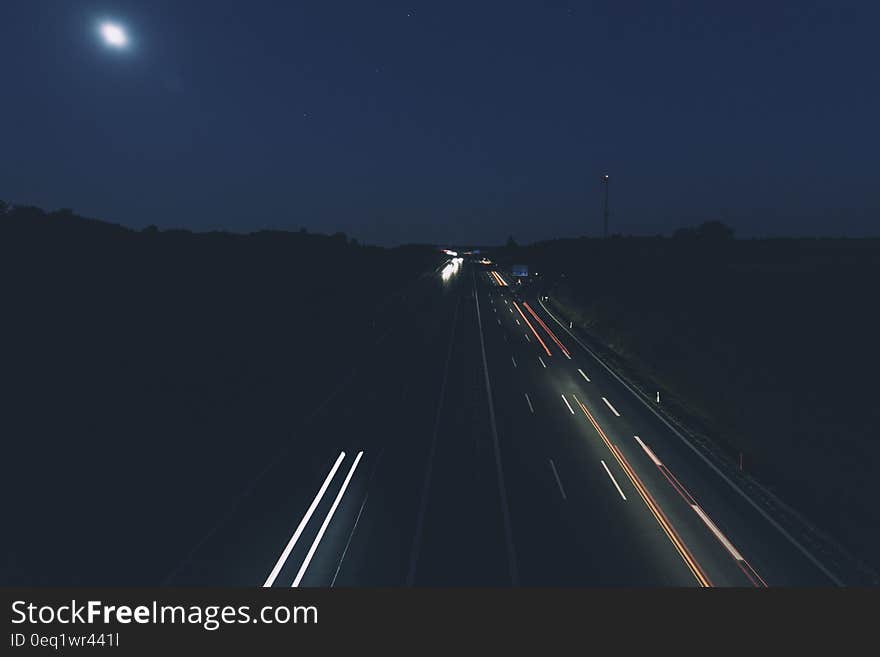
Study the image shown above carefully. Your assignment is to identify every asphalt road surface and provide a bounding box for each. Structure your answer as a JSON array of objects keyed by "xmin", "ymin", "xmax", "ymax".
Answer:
[{"xmin": 169, "ymin": 259, "xmax": 841, "ymax": 587}]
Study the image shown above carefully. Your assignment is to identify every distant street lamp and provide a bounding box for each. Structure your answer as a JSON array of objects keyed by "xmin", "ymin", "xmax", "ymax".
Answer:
[{"xmin": 601, "ymin": 174, "xmax": 610, "ymax": 238}]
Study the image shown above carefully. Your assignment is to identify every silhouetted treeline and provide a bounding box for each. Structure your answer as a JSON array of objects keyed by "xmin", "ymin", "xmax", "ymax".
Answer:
[
  {"xmin": 505, "ymin": 228, "xmax": 880, "ymax": 571},
  {"xmin": 0, "ymin": 202, "xmax": 442, "ymax": 585}
]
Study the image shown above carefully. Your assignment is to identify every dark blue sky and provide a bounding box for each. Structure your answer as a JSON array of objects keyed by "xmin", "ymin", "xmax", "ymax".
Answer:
[{"xmin": 2, "ymin": 1, "xmax": 879, "ymax": 244}]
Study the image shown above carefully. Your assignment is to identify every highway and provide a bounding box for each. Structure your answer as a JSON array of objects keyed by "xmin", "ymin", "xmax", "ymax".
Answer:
[{"xmin": 169, "ymin": 258, "xmax": 841, "ymax": 587}]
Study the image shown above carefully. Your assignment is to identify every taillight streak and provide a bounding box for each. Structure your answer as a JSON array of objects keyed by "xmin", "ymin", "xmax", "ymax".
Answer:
[
  {"xmin": 512, "ymin": 301, "xmax": 552, "ymax": 357},
  {"xmin": 522, "ymin": 302, "xmax": 570, "ymax": 358},
  {"xmin": 490, "ymin": 271, "xmax": 508, "ymax": 287}
]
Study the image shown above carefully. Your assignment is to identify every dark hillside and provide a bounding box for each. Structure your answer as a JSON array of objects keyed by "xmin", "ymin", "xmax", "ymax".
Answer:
[{"xmin": 0, "ymin": 203, "xmax": 441, "ymax": 584}]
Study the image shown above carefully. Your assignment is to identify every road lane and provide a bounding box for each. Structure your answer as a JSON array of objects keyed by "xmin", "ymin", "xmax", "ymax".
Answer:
[
  {"xmin": 172, "ymin": 260, "xmax": 845, "ymax": 586},
  {"xmin": 168, "ymin": 266, "xmax": 463, "ymax": 586},
  {"xmin": 487, "ymin": 283, "xmax": 711, "ymax": 585},
  {"xmin": 525, "ymin": 282, "xmax": 841, "ymax": 585}
]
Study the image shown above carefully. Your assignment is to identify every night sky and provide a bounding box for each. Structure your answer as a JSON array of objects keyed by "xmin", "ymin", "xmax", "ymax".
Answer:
[{"xmin": 3, "ymin": 1, "xmax": 879, "ymax": 245}]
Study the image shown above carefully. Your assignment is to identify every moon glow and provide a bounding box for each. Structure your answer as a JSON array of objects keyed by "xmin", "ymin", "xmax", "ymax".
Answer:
[{"xmin": 100, "ymin": 22, "xmax": 128, "ymax": 48}]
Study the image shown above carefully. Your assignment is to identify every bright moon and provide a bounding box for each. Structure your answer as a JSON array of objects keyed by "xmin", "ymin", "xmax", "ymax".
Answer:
[{"xmin": 100, "ymin": 22, "xmax": 128, "ymax": 48}]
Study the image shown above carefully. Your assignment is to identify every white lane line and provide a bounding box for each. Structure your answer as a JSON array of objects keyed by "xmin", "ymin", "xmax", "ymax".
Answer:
[
  {"xmin": 509, "ymin": 308, "xmax": 513, "ymax": 313},
  {"xmin": 538, "ymin": 356, "xmax": 547, "ymax": 369},
  {"xmin": 497, "ymin": 318, "xmax": 501, "ymax": 325},
  {"xmin": 634, "ymin": 435, "xmax": 663, "ymax": 467},
  {"xmin": 601, "ymin": 397, "xmax": 621, "ymax": 417},
  {"xmin": 264, "ymin": 451, "xmax": 346, "ymax": 587},
  {"xmin": 600, "ymin": 460, "xmax": 627, "ymax": 501},
  {"xmin": 524, "ymin": 393, "xmax": 534, "ymax": 414},
  {"xmin": 473, "ymin": 276, "xmax": 519, "ymax": 584},
  {"xmin": 692, "ymin": 504, "xmax": 744, "ymax": 561},
  {"xmin": 330, "ymin": 490, "xmax": 369, "ymax": 587},
  {"xmin": 511, "ymin": 356, "xmax": 518, "ymax": 368},
  {"xmin": 561, "ymin": 394, "xmax": 575, "ymax": 414},
  {"xmin": 515, "ymin": 319, "xmax": 521, "ymax": 325},
  {"xmin": 524, "ymin": 334, "xmax": 531, "ymax": 342},
  {"xmin": 577, "ymin": 368, "xmax": 590, "ymax": 382},
  {"xmin": 549, "ymin": 459, "xmax": 567, "ymax": 500},
  {"xmin": 292, "ymin": 451, "xmax": 364, "ymax": 587}
]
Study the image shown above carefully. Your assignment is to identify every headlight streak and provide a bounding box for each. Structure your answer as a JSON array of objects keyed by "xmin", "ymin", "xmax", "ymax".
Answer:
[
  {"xmin": 292, "ymin": 451, "xmax": 364, "ymax": 587},
  {"xmin": 264, "ymin": 452, "xmax": 347, "ymax": 587},
  {"xmin": 441, "ymin": 258, "xmax": 463, "ymax": 281},
  {"xmin": 572, "ymin": 395, "xmax": 712, "ymax": 587}
]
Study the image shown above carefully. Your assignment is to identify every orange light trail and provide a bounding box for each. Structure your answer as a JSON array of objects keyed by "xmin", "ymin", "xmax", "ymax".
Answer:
[
  {"xmin": 512, "ymin": 301, "xmax": 552, "ymax": 357},
  {"xmin": 522, "ymin": 302, "xmax": 570, "ymax": 358},
  {"xmin": 491, "ymin": 271, "xmax": 508, "ymax": 286},
  {"xmin": 573, "ymin": 395, "xmax": 712, "ymax": 588}
]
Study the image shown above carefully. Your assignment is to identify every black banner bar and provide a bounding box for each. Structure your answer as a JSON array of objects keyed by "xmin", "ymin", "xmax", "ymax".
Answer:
[{"xmin": 2, "ymin": 588, "xmax": 876, "ymax": 653}]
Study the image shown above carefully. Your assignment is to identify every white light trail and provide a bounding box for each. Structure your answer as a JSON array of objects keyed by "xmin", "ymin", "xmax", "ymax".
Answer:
[
  {"xmin": 292, "ymin": 451, "xmax": 364, "ymax": 587},
  {"xmin": 264, "ymin": 452, "xmax": 347, "ymax": 587}
]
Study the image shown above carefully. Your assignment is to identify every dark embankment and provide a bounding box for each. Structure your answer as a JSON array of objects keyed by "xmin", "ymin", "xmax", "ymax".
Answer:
[
  {"xmin": 0, "ymin": 203, "xmax": 441, "ymax": 585},
  {"xmin": 510, "ymin": 231, "xmax": 880, "ymax": 571}
]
